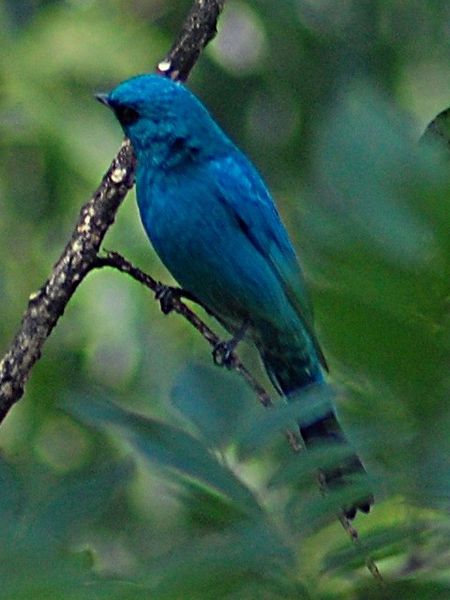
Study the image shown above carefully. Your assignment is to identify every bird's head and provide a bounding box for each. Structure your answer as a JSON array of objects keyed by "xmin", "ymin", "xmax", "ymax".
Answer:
[{"xmin": 97, "ymin": 74, "xmax": 228, "ymax": 161}]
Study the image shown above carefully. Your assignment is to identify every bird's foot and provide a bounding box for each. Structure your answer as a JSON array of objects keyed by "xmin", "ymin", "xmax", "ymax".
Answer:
[
  {"xmin": 155, "ymin": 284, "xmax": 205, "ymax": 314},
  {"xmin": 212, "ymin": 340, "xmax": 237, "ymax": 369},
  {"xmin": 155, "ymin": 284, "xmax": 182, "ymax": 314},
  {"xmin": 320, "ymin": 463, "xmax": 374, "ymax": 520},
  {"xmin": 212, "ymin": 321, "xmax": 250, "ymax": 369},
  {"xmin": 342, "ymin": 497, "xmax": 373, "ymax": 520}
]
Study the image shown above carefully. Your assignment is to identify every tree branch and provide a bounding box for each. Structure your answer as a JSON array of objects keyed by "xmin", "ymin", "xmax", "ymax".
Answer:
[
  {"xmin": 94, "ymin": 251, "xmax": 273, "ymax": 409},
  {"xmin": 157, "ymin": 0, "xmax": 225, "ymax": 81},
  {"xmin": 0, "ymin": 0, "xmax": 226, "ymax": 423}
]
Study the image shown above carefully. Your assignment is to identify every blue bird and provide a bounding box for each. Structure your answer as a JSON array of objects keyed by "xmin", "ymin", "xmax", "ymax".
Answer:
[{"xmin": 98, "ymin": 74, "xmax": 371, "ymax": 518}]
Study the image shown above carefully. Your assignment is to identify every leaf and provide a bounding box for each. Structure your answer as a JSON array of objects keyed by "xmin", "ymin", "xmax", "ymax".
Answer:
[
  {"xmin": 142, "ymin": 522, "xmax": 299, "ymax": 600},
  {"xmin": 268, "ymin": 442, "xmax": 366, "ymax": 490},
  {"xmin": 70, "ymin": 398, "xmax": 262, "ymax": 517},
  {"xmin": 171, "ymin": 362, "xmax": 252, "ymax": 449},
  {"xmin": 323, "ymin": 524, "xmax": 425, "ymax": 573},
  {"xmin": 307, "ymin": 86, "xmax": 450, "ymax": 416},
  {"xmin": 24, "ymin": 458, "xmax": 135, "ymax": 543},
  {"xmin": 235, "ymin": 384, "xmax": 335, "ymax": 460},
  {"xmin": 285, "ymin": 477, "xmax": 375, "ymax": 537},
  {"xmin": 354, "ymin": 580, "xmax": 450, "ymax": 600}
]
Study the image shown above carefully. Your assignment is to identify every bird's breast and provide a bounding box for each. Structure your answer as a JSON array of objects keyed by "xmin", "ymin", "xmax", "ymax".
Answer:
[
  {"xmin": 136, "ymin": 164, "xmax": 241, "ymax": 316},
  {"xmin": 134, "ymin": 160, "xmax": 305, "ymax": 340}
]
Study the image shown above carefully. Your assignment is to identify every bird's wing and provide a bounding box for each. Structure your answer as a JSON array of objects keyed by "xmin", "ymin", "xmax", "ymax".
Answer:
[{"xmin": 210, "ymin": 153, "xmax": 328, "ymax": 371}]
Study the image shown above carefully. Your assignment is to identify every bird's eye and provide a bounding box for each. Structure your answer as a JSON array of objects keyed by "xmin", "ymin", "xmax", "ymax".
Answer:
[{"xmin": 114, "ymin": 105, "xmax": 140, "ymax": 126}]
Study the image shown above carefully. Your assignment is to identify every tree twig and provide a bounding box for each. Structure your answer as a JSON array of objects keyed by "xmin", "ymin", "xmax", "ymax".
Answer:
[
  {"xmin": 157, "ymin": 0, "xmax": 225, "ymax": 81},
  {"xmin": 339, "ymin": 512, "xmax": 385, "ymax": 585},
  {"xmin": 94, "ymin": 252, "xmax": 273, "ymax": 409},
  {"xmin": 316, "ymin": 471, "xmax": 384, "ymax": 585},
  {"xmin": 0, "ymin": 0, "xmax": 226, "ymax": 423}
]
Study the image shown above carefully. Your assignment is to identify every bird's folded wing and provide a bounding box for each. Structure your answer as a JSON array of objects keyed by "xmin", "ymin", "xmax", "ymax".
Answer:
[{"xmin": 211, "ymin": 153, "xmax": 328, "ymax": 371}]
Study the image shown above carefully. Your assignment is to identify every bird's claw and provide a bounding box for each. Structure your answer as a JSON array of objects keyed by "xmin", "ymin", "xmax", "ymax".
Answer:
[
  {"xmin": 342, "ymin": 496, "xmax": 373, "ymax": 520},
  {"xmin": 212, "ymin": 340, "xmax": 236, "ymax": 369},
  {"xmin": 321, "ymin": 466, "xmax": 374, "ymax": 520},
  {"xmin": 155, "ymin": 284, "xmax": 178, "ymax": 314},
  {"xmin": 212, "ymin": 321, "xmax": 249, "ymax": 369}
]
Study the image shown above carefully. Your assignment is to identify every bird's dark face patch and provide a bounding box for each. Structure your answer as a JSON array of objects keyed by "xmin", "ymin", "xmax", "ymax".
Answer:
[
  {"xmin": 112, "ymin": 104, "xmax": 140, "ymax": 127},
  {"xmin": 95, "ymin": 93, "xmax": 140, "ymax": 127},
  {"xmin": 101, "ymin": 74, "xmax": 231, "ymax": 159}
]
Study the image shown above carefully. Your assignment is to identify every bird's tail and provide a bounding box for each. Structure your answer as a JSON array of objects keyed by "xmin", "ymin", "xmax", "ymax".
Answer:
[
  {"xmin": 299, "ymin": 410, "xmax": 372, "ymax": 518},
  {"xmin": 260, "ymin": 343, "xmax": 373, "ymax": 519}
]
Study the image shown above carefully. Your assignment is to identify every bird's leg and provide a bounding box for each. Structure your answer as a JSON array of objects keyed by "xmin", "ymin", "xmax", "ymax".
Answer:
[
  {"xmin": 155, "ymin": 283, "xmax": 203, "ymax": 315},
  {"xmin": 213, "ymin": 320, "xmax": 250, "ymax": 369}
]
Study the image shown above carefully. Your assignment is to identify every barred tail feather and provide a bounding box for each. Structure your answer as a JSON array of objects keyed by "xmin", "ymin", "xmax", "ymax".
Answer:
[
  {"xmin": 300, "ymin": 411, "xmax": 372, "ymax": 519},
  {"xmin": 260, "ymin": 344, "xmax": 373, "ymax": 519}
]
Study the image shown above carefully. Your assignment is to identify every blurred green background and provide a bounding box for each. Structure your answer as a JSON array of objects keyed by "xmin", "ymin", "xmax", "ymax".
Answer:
[{"xmin": 1, "ymin": 0, "xmax": 450, "ymax": 598}]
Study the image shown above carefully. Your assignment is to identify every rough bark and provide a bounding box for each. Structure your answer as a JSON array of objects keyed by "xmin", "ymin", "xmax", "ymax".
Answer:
[{"xmin": 0, "ymin": 0, "xmax": 226, "ymax": 423}]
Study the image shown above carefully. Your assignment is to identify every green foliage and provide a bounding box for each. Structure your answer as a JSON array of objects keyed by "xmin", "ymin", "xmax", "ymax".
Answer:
[{"xmin": 1, "ymin": 0, "xmax": 450, "ymax": 597}]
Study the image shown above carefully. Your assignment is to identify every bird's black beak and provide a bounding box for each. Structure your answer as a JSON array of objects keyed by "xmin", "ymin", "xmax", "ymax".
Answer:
[{"xmin": 95, "ymin": 93, "xmax": 112, "ymax": 108}]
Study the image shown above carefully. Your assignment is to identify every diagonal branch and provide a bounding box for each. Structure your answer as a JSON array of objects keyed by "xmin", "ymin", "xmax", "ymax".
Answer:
[
  {"xmin": 157, "ymin": 0, "xmax": 225, "ymax": 81},
  {"xmin": 94, "ymin": 251, "xmax": 273, "ymax": 409},
  {"xmin": 0, "ymin": 0, "xmax": 226, "ymax": 424}
]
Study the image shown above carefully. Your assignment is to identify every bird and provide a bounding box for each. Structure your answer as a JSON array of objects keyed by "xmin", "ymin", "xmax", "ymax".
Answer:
[{"xmin": 97, "ymin": 74, "xmax": 372, "ymax": 518}]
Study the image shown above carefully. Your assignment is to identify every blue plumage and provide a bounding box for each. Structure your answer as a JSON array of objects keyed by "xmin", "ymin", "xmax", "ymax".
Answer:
[{"xmin": 101, "ymin": 74, "xmax": 371, "ymax": 517}]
